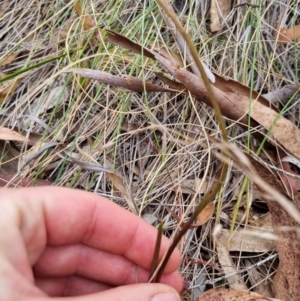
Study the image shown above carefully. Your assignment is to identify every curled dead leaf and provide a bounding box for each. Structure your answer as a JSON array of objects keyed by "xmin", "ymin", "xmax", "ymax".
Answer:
[
  {"xmin": 166, "ymin": 201, "xmax": 214, "ymax": 229},
  {"xmin": 74, "ymin": 2, "xmax": 96, "ymax": 30}
]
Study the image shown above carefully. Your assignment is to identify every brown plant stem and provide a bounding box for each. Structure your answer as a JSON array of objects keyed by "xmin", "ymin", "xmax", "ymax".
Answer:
[{"xmin": 153, "ymin": 163, "xmax": 227, "ymax": 282}]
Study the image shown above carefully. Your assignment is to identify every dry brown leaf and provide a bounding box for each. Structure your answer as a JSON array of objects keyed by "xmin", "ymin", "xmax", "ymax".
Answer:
[
  {"xmin": 150, "ymin": 51, "xmax": 252, "ymax": 122},
  {"xmin": 217, "ymin": 229, "xmax": 276, "ymax": 252},
  {"xmin": 0, "ymin": 72, "xmax": 20, "ymax": 105},
  {"xmin": 275, "ymin": 24, "xmax": 300, "ymax": 45},
  {"xmin": 69, "ymin": 68, "xmax": 178, "ymax": 93},
  {"xmin": 196, "ymin": 288, "xmax": 269, "ymax": 301},
  {"xmin": 166, "ymin": 198, "xmax": 214, "ymax": 229},
  {"xmin": 74, "ymin": 2, "xmax": 96, "ymax": 30},
  {"xmin": 0, "ymin": 127, "xmax": 28, "ymax": 142},
  {"xmin": 213, "ymin": 73, "xmax": 278, "ymax": 112},
  {"xmin": 193, "ymin": 202, "xmax": 215, "ymax": 227},
  {"xmin": 210, "ymin": 0, "xmax": 231, "ymax": 32},
  {"xmin": 106, "ymin": 30, "xmax": 155, "ymax": 60},
  {"xmin": 246, "ymin": 100, "xmax": 300, "ymax": 160}
]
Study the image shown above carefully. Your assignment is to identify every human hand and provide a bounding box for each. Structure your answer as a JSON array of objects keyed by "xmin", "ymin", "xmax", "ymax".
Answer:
[{"xmin": 0, "ymin": 186, "xmax": 183, "ymax": 301}]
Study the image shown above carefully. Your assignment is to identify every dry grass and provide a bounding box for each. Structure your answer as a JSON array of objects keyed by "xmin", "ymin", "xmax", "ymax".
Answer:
[{"xmin": 1, "ymin": 0, "xmax": 300, "ymax": 299}]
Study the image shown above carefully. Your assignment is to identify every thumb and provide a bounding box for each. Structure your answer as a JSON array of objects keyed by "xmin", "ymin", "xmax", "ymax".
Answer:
[
  {"xmin": 94, "ymin": 283, "xmax": 181, "ymax": 301},
  {"xmin": 36, "ymin": 283, "xmax": 181, "ymax": 301}
]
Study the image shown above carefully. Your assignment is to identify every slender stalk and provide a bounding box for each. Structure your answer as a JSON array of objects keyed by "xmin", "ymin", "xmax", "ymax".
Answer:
[
  {"xmin": 0, "ymin": 53, "xmax": 70, "ymax": 83},
  {"xmin": 149, "ymin": 0, "xmax": 229, "ymax": 283},
  {"xmin": 156, "ymin": 0, "xmax": 228, "ymax": 142},
  {"xmin": 154, "ymin": 163, "xmax": 228, "ymax": 282},
  {"xmin": 149, "ymin": 221, "xmax": 164, "ymax": 281}
]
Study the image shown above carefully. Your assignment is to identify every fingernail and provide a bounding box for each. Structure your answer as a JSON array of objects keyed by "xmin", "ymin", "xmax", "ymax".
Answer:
[{"xmin": 152, "ymin": 292, "xmax": 180, "ymax": 301}]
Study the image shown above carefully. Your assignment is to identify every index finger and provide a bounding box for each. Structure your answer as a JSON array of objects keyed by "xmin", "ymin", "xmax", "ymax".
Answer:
[{"xmin": 1, "ymin": 187, "xmax": 181, "ymax": 273}]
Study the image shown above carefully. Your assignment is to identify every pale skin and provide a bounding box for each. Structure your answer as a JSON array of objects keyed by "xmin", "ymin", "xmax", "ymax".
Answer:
[{"xmin": 0, "ymin": 187, "xmax": 183, "ymax": 301}]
